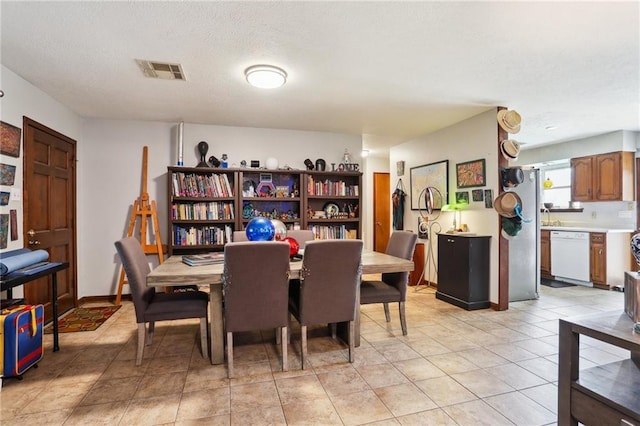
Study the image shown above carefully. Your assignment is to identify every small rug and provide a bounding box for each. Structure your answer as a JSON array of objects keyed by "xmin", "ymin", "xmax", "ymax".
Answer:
[
  {"xmin": 44, "ymin": 306, "xmax": 121, "ymax": 333},
  {"xmin": 541, "ymin": 278, "xmax": 576, "ymax": 288}
]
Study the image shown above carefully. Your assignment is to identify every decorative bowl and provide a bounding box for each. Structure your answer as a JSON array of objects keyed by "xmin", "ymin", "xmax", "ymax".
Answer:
[{"xmin": 543, "ymin": 202, "xmax": 553, "ymax": 209}]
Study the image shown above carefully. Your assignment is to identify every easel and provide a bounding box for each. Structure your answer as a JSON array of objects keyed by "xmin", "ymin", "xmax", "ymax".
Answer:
[{"xmin": 115, "ymin": 146, "xmax": 166, "ymax": 306}]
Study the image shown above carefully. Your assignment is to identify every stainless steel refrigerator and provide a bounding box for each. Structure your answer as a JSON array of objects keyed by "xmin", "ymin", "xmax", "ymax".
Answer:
[{"xmin": 507, "ymin": 167, "xmax": 540, "ymax": 302}]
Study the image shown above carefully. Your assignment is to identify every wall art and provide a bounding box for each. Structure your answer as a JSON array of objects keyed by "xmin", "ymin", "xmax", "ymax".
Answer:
[
  {"xmin": 456, "ymin": 158, "xmax": 486, "ymax": 188},
  {"xmin": 484, "ymin": 189, "xmax": 494, "ymax": 208},
  {"xmin": 0, "ymin": 214, "xmax": 8, "ymax": 249},
  {"xmin": 455, "ymin": 191, "xmax": 469, "ymax": 204},
  {"xmin": 410, "ymin": 160, "xmax": 449, "ymax": 210},
  {"xmin": 472, "ymin": 189, "xmax": 484, "ymax": 202},
  {"xmin": 0, "ymin": 121, "xmax": 21, "ymax": 158},
  {"xmin": 0, "ymin": 191, "xmax": 9, "ymax": 206},
  {"xmin": 0, "ymin": 163, "xmax": 16, "ymax": 186}
]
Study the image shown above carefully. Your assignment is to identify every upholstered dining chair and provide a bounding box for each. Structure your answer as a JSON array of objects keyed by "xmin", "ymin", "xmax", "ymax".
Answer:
[
  {"xmin": 114, "ymin": 237, "xmax": 209, "ymax": 366},
  {"xmin": 232, "ymin": 230, "xmax": 249, "ymax": 242},
  {"xmin": 288, "ymin": 239, "xmax": 363, "ymax": 368},
  {"xmin": 360, "ymin": 231, "xmax": 418, "ymax": 336},
  {"xmin": 285, "ymin": 229, "xmax": 315, "ymax": 248},
  {"xmin": 223, "ymin": 241, "xmax": 291, "ymax": 378}
]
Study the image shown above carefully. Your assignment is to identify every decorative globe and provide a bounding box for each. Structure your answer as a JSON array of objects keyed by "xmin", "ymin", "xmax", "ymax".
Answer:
[
  {"xmin": 282, "ymin": 237, "xmax": 300, "ymax": 258},
  {"xmin": 631, "ymin": 233, "xmax": 640, "ymax": 271},
  {"xmin": 271, "ymin": 219, "xmax": 287, "ymax": 241},
  {"xmin": 245, "ymin": 217, "xmax": 275, "ymax": 241}
]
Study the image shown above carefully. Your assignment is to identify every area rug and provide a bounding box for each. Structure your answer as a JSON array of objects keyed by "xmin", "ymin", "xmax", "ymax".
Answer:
[{"xmin": 44, "ymin": 306, "xmax": 121, "ymax": 333}]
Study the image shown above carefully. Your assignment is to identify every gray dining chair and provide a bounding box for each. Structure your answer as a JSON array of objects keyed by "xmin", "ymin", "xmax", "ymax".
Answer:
[
  {"xmin": 286, "ymin": 229, "xmax": 315, "ymax": 248},
  {"xmin": 288, "ymin": 239, "xmax": 363, "ymax": 368},
  {"xmin": 360, "ymin": 231, "xmax": 417, "ymax": 336},
  {"xmin": 114, "ymin": 237, "xmax": 209, "ymax": 366},
  {"xmin": 223, "ymin": 241, "xmax": 291, "ymax": 378}
]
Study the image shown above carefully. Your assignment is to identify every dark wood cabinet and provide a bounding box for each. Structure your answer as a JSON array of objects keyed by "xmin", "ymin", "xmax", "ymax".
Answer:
[
  {"xmin": 590, "ymin": 232, "xmax": 607, "ymax": 286},
  {"xmin": 571, "ymin": 151, "xmax": 634, "ymax": 202},
  {"xmin": 540, "ymin": 230, "xmax": 551, "ymax": 278},
  {"xmin": 436, "ymin": 234, "xmax": 491, "ymax": 310}
]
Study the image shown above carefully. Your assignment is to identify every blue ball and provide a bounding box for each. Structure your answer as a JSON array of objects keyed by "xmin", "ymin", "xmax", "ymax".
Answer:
[{"xmin": 245, "ymin": 217, "xmax": 275, "ymax": 241}]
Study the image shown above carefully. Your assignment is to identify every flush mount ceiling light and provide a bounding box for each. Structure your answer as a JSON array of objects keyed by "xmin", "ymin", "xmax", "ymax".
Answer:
[{"xmin": 245, "ymin": 65, "xmax": 287, "ymax": 89}]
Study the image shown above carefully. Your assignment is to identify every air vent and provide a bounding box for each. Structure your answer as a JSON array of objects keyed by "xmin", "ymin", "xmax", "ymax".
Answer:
[{"xmin": 136, "ymin": 60, "xmax": 186, "ymax": 80}]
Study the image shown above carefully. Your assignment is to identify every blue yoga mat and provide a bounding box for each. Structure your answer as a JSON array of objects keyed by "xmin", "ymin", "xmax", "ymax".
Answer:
[{"xmin": 0, "ymin": 249, "xmax": 49, "ymax": 276}]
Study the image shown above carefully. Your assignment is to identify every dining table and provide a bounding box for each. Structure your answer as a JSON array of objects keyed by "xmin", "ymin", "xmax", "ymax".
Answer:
[{"xmin": 146, "ymin": 249, "xmax": 414, "ymax": 364}]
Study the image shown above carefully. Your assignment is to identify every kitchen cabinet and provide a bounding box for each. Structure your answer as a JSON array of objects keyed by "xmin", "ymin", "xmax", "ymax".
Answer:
[
  {"xmin": 558, "ymin": 312, "xmax": 640, "ymax": 425},
  {"xmin": 540, "ymin": 230, "xmax": 551, "ymax": 278},
  {"xmin": 571, "ymin": 151, "xmax": 634, "ymax": 202},
  {"xmin": 436, "ymin": 234, "xmax": 490, "ymax": 310},
  {"xmin": 590, "ymin": 233, "xmax": 606, "ymax": 286}
]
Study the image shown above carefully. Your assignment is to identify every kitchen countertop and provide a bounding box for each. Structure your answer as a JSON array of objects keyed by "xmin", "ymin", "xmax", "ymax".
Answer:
[{"xmin": 541, "ymin": 226, "xmax": 635, "ymax": 233}]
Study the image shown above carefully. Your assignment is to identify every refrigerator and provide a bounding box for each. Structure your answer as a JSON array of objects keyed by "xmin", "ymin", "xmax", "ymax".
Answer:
[{"xmin": 507, "ymin": 167, "xmax": 541, "ymax": 302}]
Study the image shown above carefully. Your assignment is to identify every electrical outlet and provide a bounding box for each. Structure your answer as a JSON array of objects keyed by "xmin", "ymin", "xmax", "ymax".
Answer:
[{"xmin": 591, "ymin": 211, "xmax": 597, "ymax": 219}]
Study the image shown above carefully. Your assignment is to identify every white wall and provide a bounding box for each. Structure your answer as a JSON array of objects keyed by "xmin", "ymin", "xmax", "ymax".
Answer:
[
  {"xmin": 390, "ymin": 110, "xmax": 501, "ymax": 302},
  {"xmin": 361, "ymin": 155, "xmax": 390, "ymax": 250},
  {"xmin": 81, "ymin": 120, "xmax": 362, "ymax": 297}
]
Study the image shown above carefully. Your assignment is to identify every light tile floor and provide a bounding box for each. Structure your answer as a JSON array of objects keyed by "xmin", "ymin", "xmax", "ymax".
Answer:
[{"xmin": 0, "ymin": 282, "xmax": 629, "ymax": 425}]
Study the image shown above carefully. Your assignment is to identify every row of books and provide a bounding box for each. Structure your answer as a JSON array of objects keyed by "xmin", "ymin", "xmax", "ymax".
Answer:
[
  {"xmin": 308, "ymin": 225, "xmax": 358, "ymax": 240},
  {"xmin": 171, "ymin": 202, "xmax": 235, "ymax": 220},
  {"xmin": 172, "ymin": 172, "xmax": 234, "ymax": 198},
  {"xmin": 173, "ymin": 224, "xmax": 232, "ymax": 246},
  {"xmin": 182, "ymin": 252, "xmax": 224, "ymax": 266},
  {"xmin": 307, "ymin": 176, "xmax": 358, "ymax": 196}
]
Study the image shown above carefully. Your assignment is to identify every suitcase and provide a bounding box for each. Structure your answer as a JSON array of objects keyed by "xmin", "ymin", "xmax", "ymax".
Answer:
[{"xmin": 0, "ymin": 304, "xmax": 44, "ymax": 377}]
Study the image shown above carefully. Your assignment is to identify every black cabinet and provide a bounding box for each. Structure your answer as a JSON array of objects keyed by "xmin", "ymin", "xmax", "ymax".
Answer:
[{"xmin": 437, "ymin": 234, "xmax": 491, "ymax": 310}]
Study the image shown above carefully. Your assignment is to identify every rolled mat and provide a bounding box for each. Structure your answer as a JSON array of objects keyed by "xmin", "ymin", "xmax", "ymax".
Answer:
[{"xmin": 0, "ymin": 249, "xmax": 49, "ymax": 276}]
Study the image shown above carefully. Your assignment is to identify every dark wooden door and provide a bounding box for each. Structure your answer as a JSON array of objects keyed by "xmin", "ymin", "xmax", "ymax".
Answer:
[
  {"xmin": 23, "ymin": 118, "xmax": 77, "ymax": 321},
  {"xmin": 373, "ymin": 172, "xmax": 390, "ymax": 252}
]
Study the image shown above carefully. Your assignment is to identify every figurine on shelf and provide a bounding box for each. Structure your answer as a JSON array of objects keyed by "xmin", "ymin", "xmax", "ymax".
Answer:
[
  {"xmin": 196, "ymin": 141, "xmax": 209, "ymax": 167},
  {"xmin": 221, "ymin": 154, "xmax": 228, "ymax": 168}
]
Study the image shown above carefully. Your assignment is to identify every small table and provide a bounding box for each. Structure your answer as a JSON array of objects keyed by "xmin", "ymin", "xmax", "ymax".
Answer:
[
  {"xmin": 147, "ymin": 250, "xmax": 414, "ymax": 364},
  {"xmin": 1, "ymin": 262, "xmax": 70, "ymax": 353},
  {"xmin": 558, "ymin": 311, "xmax": 640, "ymax": 425}
]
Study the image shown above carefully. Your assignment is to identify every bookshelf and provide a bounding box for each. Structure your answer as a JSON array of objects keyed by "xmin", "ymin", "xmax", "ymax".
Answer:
[
  {"xmin": 167, "ymin": 167, "xmax": 236, "ymax": 255},
  {"xmin": 167, "ymin": 167, "xmax": 362, "ymax": 253}
]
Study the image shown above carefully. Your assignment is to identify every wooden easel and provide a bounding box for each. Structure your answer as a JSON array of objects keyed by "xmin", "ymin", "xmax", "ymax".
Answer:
[{"xmin": 115, "ymin": 146, "xmax": 166, "ymax": 306}]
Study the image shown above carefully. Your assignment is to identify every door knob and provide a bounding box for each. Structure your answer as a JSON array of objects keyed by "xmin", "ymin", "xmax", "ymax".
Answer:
[{"xmin": 27, "ymin": 229, "xmax": 41, "ymax": 245}]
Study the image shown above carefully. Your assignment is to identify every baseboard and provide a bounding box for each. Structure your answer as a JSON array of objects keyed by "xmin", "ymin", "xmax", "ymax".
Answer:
[{"xmin": 78, "ymin": 294, "xmax": 131, "ymax": 305}]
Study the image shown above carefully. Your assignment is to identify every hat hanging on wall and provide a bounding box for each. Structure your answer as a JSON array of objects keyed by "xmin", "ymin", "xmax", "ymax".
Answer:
[
  {"xmin": 500, "ymin": 139, "xmax": 521, "ymax": 161},
  {"xmin": 501, "ymin": 167, "xmax": 524, "ymax": 188},
  {"xmin": 493, "ymin": 191, "xmax": 522, "ymax": 218},
  {"xmin": 497, "ymin": 109, "xmax": 522, "ymax": 134}
]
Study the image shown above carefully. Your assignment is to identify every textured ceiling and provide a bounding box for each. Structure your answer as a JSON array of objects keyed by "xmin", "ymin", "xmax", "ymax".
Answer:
[{"xmin": 1, "ymin": 1, "xmax": 638, "ymax": 155}]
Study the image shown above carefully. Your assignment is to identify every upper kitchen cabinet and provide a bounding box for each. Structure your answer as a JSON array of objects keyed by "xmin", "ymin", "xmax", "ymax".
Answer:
[{"xmin": 571, "ymin": 151, "xmax": 634, "ymax": 202}]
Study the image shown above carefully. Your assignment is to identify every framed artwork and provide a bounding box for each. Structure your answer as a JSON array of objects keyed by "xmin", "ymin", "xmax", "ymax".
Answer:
[
  {"xmin": 484, "ymin": 189, "xmax": 494, "ymax": 208},
  {"xmin": 0, "ymin": 191, "xmax": 9, "ymax": 206},
  {"xmin": 0, "ymin": 163, "xmax": 16, "ymax": 186},
  {"xmin": 0, "ymin": 121, "xmax": 21, "ymax": 158},
  {"xmin": 0, "ymin": 214, "xmax": 7, "ymax": 249},
  {"xmin": 455, "ymin": 191, "xmax": 469, "ymax": 204},
  {"xmin": 472, "ymin": 189, "xmax": 484, "ymax": 202},
  {"xmin": 410, "ymin": 160, "xmax": 449, "ymax": 210},
  {"xmin": 456, "ymin": 158, "xmax": 486, "ymax": 188}
]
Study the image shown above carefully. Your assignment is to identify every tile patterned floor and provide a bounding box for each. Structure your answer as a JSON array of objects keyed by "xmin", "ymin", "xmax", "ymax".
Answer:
[{"xmin": 0, "ymin": 283, "xmax": 629, "ymax": 425}]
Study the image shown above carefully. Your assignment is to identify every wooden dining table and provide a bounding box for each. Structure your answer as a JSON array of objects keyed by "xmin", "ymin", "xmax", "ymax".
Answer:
[{"xmin": 147, "ymin": 249, "xmax": 414, "ymax": 364}]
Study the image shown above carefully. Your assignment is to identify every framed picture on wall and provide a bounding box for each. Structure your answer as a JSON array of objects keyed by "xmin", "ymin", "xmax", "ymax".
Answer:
[
  {"xmin": 410, "ymin": 160, "xmax": 449, "ymax": 211},
  {"xmin": 455, "ymin": 191, "xmax": 469, "ymax": 205},
  {"xmin": 0, "ymin": 121, "xmax": 21, "ymax": 158},
  {"xmin": 456, "ymin": 158, "xmax": 486, "ymax": 188}
]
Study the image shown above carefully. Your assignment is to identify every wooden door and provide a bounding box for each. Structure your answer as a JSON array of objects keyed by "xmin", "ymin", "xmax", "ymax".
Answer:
[
  {"xmin": 589, "ymin": 233, "xmax": 606, "ymax": 285},
  {"xmin": 594, "ymin": 152, "xmax": 621, "ymax": 201},
  {"xmin": 571, "ymin": 156, "xmax": 593, "ymax": 201},
  {"xmin": 23, "ymin": 118, "xmax": 77, "ymax": 321},
  {"xmin": 373, "ymin": 172, "xmax": 390, "ymax": 252}
]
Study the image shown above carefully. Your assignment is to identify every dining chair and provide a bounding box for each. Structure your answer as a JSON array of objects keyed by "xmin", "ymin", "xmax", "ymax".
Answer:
[
  {"xmin": 232, "ymin": 230, "xmax": 249, "ymax": 242},
  {"xmin": 223, "ymin": 241, "xmax": 291, "ymax": 378},
  {"xmin": 288, "ymin": 239, "xmax": 363, "ymax": 368},
  {"xmin": 286, "ymin": 229, "xmax": 315, "ymax": 248},
  {"xmin": 114, "ymin": 237, "xmax": 209, "ymax": 366},
  {"xmin": 360, "ymin": 231, "xmax": 418, "ymax": 336}
]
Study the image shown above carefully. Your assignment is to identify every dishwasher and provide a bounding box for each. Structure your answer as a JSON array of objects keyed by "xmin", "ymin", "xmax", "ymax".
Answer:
[{"xmin": 550, "ymin": 231, "xmax": 592, "ymax": 286}]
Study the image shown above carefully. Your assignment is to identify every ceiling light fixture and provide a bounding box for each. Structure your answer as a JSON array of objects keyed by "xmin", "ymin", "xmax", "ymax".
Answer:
[{"xmin": 245, "ymin": 65, "xmax": 287, "ymax": 89}]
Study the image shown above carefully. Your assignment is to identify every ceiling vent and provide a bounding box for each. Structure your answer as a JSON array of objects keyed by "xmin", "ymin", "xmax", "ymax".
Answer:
[{"xmin": 136, "ymin": 60, "xmax": 186, "ymax": 80}]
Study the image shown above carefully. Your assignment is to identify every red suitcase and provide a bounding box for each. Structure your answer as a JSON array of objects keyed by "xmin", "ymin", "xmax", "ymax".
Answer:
[{"xmin": 0, "ymin": 304, "xmax": 44, "ymax": 377}]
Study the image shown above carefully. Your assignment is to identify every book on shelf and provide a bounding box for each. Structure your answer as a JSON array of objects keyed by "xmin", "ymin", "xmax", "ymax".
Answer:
[{"xmin": 182, "ymin": 253, "xmax": 225, "ymax": 266}]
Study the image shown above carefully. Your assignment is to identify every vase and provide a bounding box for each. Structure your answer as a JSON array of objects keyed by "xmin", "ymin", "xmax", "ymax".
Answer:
[{"xmin": 631, "ymin": 233, "xmax": 640, "ymax": 271}]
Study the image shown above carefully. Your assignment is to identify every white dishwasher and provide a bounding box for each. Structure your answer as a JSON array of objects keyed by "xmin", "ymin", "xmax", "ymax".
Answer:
[{"xmin": 550, "ymin": 231, "xmax": 592, "ymax": 285}]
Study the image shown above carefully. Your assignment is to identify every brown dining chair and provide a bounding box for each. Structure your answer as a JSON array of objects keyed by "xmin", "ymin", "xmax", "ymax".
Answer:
[
  {"xmin": 360, "ymin": 231, "xmax": 418, "ymax": 336},
  {"xmin": 114, "ymin": 237, "xmax": 209, "ymax": 366},
  {"xmin": 232, "ymin": 230, "xmax": 249, "ymax": 242},
  {"xmin": 288, "ymin": 239, "xmax": 363, "ymax": 368},
  {"xmin": 223, "ymin": 241, "xmax": 291, "ymax": 378},
  {"xmin": 286, "ymin": 229, "xmax": 315, "ymax": 248}
]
